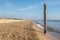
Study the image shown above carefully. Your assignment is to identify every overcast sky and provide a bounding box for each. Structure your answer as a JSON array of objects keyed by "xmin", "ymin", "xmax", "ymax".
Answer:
[{"xmin": 0, "ymin": 0, "xmax": 60, "ymax": 20}]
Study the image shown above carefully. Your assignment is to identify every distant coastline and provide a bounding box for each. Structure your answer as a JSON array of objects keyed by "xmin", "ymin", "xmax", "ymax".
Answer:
[
  {"xmin": 47, "ymin": 20, "xmax": 60, "ymax": 22},
  {"xmin": 34, "ymin": 20, "xmax": 60, "ymax": 22}
]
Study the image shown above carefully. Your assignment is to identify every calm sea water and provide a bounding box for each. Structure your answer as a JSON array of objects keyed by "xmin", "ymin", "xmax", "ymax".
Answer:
[
  {"xmin": 34, "ymin": 20, "xmax": 60, "ymax": 33},
  {"xmin": 34, "ymin": 20, "xmax": 60, "ymax": 40}
]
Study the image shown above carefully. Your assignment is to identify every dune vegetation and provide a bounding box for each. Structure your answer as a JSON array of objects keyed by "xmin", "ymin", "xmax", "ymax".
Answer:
[{"xmin": 0, "ymin": 20, "xmax": 39, "ymax": 40}]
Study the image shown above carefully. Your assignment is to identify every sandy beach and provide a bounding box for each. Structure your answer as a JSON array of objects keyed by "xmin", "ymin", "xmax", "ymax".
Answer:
[{"xmin": 0, "ymin": 19, "xmax": 54, "ymax": 40}]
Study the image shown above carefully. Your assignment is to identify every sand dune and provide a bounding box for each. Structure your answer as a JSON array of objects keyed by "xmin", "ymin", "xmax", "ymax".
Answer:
[{"xmin": 0, "ymin": 19, "xmax": 53, "ymax": 40}]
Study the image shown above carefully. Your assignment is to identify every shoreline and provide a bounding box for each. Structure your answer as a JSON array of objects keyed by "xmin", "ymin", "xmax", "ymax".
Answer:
[
  {"xmin": 36, "ymin": 23, "xmax": 60, "ymax": 40},
  {"xmin": 0, "ymin": 19, "xmax": 58, "ymax": 40}
]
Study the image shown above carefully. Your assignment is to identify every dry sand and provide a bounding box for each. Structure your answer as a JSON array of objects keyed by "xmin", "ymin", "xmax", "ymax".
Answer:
[{"xmin": 0, "ymin": 19, "xmax": 53, "ymax": 40}]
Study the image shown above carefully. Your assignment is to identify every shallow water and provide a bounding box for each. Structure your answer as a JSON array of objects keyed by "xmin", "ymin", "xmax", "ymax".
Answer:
[
  {"xmin": 34, "ymin": 20, "xmax": 60, "ymax": 40},
  {"xmin": 34, "ymin": 20, "xmax": 60, "ymax": 33}
]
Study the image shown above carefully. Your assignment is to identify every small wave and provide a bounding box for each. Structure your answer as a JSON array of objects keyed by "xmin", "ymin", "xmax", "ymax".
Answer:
[{"xmin": 36, "ymin": 24, "xmax": 44, "ymax": 30}]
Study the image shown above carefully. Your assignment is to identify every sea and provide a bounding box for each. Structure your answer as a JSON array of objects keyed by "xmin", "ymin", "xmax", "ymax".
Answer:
[{"xmin": 34, "ymin": 20, "xmax": 60, "ymax": 40}]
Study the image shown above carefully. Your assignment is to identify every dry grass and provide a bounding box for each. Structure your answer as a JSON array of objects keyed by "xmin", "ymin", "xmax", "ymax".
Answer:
[{"xmin": 0, "ymin": 20, "xmax": 39, "ymax": 40}]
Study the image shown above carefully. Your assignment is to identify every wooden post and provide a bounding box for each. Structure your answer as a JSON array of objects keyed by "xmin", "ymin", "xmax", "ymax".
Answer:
[{"xmin": 44, "ymin": 3, "xmax": 46, "ymax": 34}]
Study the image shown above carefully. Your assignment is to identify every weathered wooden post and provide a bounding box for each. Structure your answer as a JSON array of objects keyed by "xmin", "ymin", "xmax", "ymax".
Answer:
[{"xmin": 44, "ymin": 3, "xmax": 46, "ymax": 34}]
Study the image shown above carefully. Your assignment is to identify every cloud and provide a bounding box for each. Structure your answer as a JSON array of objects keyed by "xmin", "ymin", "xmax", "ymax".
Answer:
[
  {"xmin": 18, "ymin": 5, "xmax": 34, "ymax": 11},
  {"xmin": 46, "ymin": 1, "xmax": 60, "ymax": 6},
  {"xmin": 15, "ymin": 3, "xmax": 42, "ymax": 11}
]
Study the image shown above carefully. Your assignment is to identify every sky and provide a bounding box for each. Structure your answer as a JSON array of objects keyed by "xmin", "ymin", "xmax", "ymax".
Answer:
[{"xmin": 0, "ymin": 0, "xmax": 60, "ymax": 20}]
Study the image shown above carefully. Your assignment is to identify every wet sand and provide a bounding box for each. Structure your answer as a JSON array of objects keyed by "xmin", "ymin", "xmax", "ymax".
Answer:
[{"xmin": 36, "ymin": 23, "xmax": 60, "ymax": 40}]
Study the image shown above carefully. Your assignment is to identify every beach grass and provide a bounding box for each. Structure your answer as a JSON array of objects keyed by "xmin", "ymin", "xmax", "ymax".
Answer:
[
  {"xmin": 0, "ymin": 20, "xmax": 39, "ymax": 40},
  {"xmin": 0, "ymin": 19, "xmax": 54, "ymax": 40}
]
